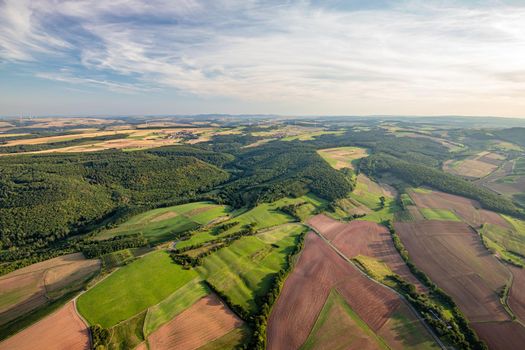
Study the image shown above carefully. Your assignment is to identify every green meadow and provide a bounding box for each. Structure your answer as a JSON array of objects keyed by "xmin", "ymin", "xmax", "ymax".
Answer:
[
  {"xmin": 95, "ymin": 202, "xmax": 230, "ymax": 243},
  {"xmin": 197, "ymin": 224, "xmax": 305, "ymax": 313},
  {"xmin": 77, "ymin": 251, "xmax": 197, "ymax": 328}
]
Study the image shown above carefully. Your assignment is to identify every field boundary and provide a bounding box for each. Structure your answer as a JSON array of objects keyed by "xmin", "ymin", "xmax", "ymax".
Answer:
[{"xmin": 307, "ymin": 224, "xmax": 446, "ymax": 349}]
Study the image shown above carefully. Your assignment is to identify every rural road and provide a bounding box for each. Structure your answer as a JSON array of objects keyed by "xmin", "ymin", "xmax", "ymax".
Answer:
[{"xmin": 307, "ymin": 225, "xmax": 448, "ymax": 350}]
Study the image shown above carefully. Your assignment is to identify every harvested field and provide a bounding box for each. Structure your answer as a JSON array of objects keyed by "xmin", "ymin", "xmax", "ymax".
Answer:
[
  {"xmin": 394, "ymin": 221, "xmax": 510, "ymax": 323},
  {"xmin": 470, "ymin": 321, "xmax": 525, "ymax": 350},
  {"xmin": 408, "ymin": 189, "xmax": 510, "ymax": 228},
  {"xmin": 267, "ymin": 232, "xmax": 436, "ymax": 350},
  {"xmin": 0, "ymin": 301, "xmax": 89, "ymax": 350},
  {"xmin": 508, "ymin": 265, "xmax": 525, "ymax": 323},
  {"xmin": 0, "ymin": 254, "xmax": 100, "ymax": 325},
  {"xmin": 317, "ymin": 146, "xmax": 368, "ymax": 170},
  {"xmin": 308, "ymin": 215, "xmax": 423, "ymax": 290},
  {"xmin": 444, "ymin": 152, "xmax": 504, "ymax": 178},
  {"xmin": 147, "ymin": 294, "xmax": 243, "ymax": 350}
]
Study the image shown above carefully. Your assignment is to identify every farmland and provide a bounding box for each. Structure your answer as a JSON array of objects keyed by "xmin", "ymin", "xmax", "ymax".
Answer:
[
  {"xmin": 443, "ymin": 151, "xmax": 505, "ymax": 179},
  {"xmin": 267, "ymin": 232, "xmax": 438, "ymax": 350},
  {"xmin": 197, "ymin": 223, "xmax": 305, "ymax": 313},
  {"xmin": 146, "ymin": 294, "xmax": 243, "ymax": 350},
  {"xmin": 0, "ymin": 301, "xmax": 89, "ymax": 350},
  {"xmin": 308, "ymin": 214, "xmax": 423, "ymax": 290},
  {"xmin": 95, "ymin": 202, "xmax": 230, "ymax": 243},
  {"xmin": 77, "ymin": 251, "xmax": 197, "ymax": 328},
  {"xmin": 317, "ymin": 146, "xmax": 368, "ymax": 170},
  {"xmin": 394, "ymin": 220, "xmax": 525, "ymax": 346},
  {"xmin": 0, "ymin": 253, "xmax": 100, "ymax": 327}
]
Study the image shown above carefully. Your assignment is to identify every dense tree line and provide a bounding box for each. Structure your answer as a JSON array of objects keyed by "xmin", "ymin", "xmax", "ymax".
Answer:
[
  {"xmin": 362, "ymin": 154, "xmax": 523, "ymax": 217},
  {"xmin": 80, "ymin": 234, "xmax": 147, "ymax": 259},
  {"xmin": 494, "ymin": 127, "xmax": 525, "ymax": 147},
  {"xmin": 0, "ymin": 148, "xmax": 229, "ymax": 251},
  {"xmin": 216, "ymin": 142, "xmax": 353, "ymax": 208}
]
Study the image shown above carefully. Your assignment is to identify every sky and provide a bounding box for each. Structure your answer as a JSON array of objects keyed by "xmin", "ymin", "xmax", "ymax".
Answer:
[{"xmin": 1, "ymin": 0, "xmax": 525, "ymax": 117}]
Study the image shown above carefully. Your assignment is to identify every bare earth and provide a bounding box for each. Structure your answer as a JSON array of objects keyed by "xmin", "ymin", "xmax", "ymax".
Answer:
[
  {"xmin": 308, "ymin": 215, "xmax": 424, "ymax": 291},
  {"xmin": 267, "ymin": 232, "xmax": 423, "ymax": 350},
  {"xmin": 409, "ymin": 189, "xmax": 510, "ymax": 228},
  {"xmin": 0, "ymin": 253, "xmax": 100, "ymax": 325},
  {"xmin": 0, "ymin": 301, "xmax": 90, "ymax": 350},
  {"xmin": 147, "ymin": 294, "xmax": 243, "ymax": 350}
]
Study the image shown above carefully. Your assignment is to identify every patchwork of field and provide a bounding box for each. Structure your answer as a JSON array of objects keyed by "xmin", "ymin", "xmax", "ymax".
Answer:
[
  {"xmin": 146, "ymin": 294, "xmax": 243, "ymax": 350},
  {"xmin": 317, "ymin": 146, "xmax": 368, "ymax": 170},
  {"xmin": 0, "ymin": 301, "xmax": 89, "ymax": 350},
  {"xmin": 337, "ymin": 174, "xmax": 399, "ymax": 223},
  {"xmin": 0, "ymin": 253, "xmax": 100, "ymax": 326},
  {"xmin": 95, "ymin": 202, "xmax": 230, "ymax": 243},
  {"xmin": 267, "ymin": 232, "xmax": 438, "ymax": 350},
  {"xmin": 444, "ymin": 151, "xmax": 505, "ymax": 179},
  {"xmin": 77, "ymin": 250, "xmax": 197, "ymax": 328},
  {"xmin": 0, "ymin": 127, "xmax": 225, "ymax": 154},
  {"xmin": 175, "ymin": 196, "xmax": 320, "ymax": 249},
  {"xmin": 308, "ymin": 214, "xmax": 423, "ymax": 290},
  {"xmin": 407, "ymin": 189, "xmax": 509, "ymax": 228},
  {"xmin": 394, "ymin": 220, "xmax": 525, "ymax": 347},
  {"xmin": 197, "ymin": 223, "xmax": 305, "ymax": 313}
]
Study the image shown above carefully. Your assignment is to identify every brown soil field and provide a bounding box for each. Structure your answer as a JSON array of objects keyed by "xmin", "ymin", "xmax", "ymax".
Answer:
[
  {"xmin": 184, "ymin": 205, "xmax": 214, "ymax": 217},
  {"xmin": 308, "ymin": 215, "xmax": 423, "ymax": 290},
  {"xmin": 394, "ymin": 221, "xmax": 510, "ymax": 323},
  {"xmin": 508, "ymin": 265, "xmax": 525, "ymax": 323},
  {"xmin": 303, "ymin": 290, "xmax": 385, "ymax": 350},
  {"xmin": 444, "ymin": 152, "xmax": 504, "ymax": 179},
  {"xmin": 318, "ymin": 147, "xmax": 368, "ymax": 170},
  {"xmin": 267, "ymin": 232, "xmax": 429, "ymax": 350},
  {"xmin": 409, "ymin": 189, "xmax": 510, "ymax": 228},
  {"xmin": 0, "ymin": 301, "xmax": 90, "ymax": 350},
  {"xmin": 147, "ymin": 294, "xmax": 243, "ymax": 350},
  {"xmin": 471, "ymin": 321, "xmax": 525, "ymax": 350},
  {"xmin": 0, "ymin": 254, "xmax": 100, "ymax": 325}
]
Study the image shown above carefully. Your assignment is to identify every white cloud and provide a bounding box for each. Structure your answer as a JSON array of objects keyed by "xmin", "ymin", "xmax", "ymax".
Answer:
[{"xmin": 2, "ymin": 0, "xmax": 525, "ymax": 115}]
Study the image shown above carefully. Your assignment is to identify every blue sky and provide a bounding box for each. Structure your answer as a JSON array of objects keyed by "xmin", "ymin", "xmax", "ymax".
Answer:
[{"xmin": 1, "ymin": 0, "xmax": 525, "ymax": 117}]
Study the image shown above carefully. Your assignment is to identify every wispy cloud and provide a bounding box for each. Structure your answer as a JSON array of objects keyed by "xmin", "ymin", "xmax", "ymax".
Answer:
[{"xmin": 1, "ymin": 0, "xmax": 525, "ymax": 115}]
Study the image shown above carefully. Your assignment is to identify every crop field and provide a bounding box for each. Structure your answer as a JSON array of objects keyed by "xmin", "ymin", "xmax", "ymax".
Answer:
[
  {"xmin": 317, "ymin": 146, "xmax": 368, "ymax": 170},
  {"xmin": 176, "ymin": 199, "xmax": 298, "ymax": 249},
  {"xmin": 0, "ymin": 253, "xmax": 100, "ymax": 326},
  {"xmin": 471, "ymin": 321, "xmax": 525, "ymax": 350},
  {"xmin": 267, "ymin": 232, "xmax": 437, "ymax": 350},
  {"xmin": 197, "ymin": 224, "xmax": 304, "ymax": 313},
  {"xmin": 393, "ymin": 220, "xmax": 525, "ymax": 346},
  {"xmin": 444, "ymin": 151, "xmax": 505, "ymax": 178},
  {"xmin": 95, "ymin": 202, "xmax": 230, "ymax": 243},
  {"xmin": 146, "ymin": 294, "xmax": 243, "ymax": 350},
  {"xmin": 301, "ymin": 289, "xmax": 390, "ymax": 350},
  {"xmin": 408, "ymin": 189, "xmax": 510, "ymax": 228},
  {"xmin": 143, "ymin": 278, "xmax": 209, "ymax": 336},
  {"xmin": 308, "ymin": 214, "xmax": 423, "ymax": 290},
  {"xmin": 0, "ymin": 301, "xmax": 89, "ymax": 350},
  {"xmin": 77, "ymin": 251, "xmax": 197, "ymax": 328},
  {"xmin": 419, "ymin": 208, "xmax": 461, "ymax": 221}
]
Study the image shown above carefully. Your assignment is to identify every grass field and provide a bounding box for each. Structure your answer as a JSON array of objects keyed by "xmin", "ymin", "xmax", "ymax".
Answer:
[
  {"xmin": 419, "ymin": 208, "xmax": 461, "ymax": 221},
  {"xmin": 95, "ymin": 202, "xmax": 230, "ymax": 243},
  {"xmin": 301, "ymin": 289, "xmax": 390, "ymax": 350},
  {"xmin": 353, "ymin": 255, "xmax": 393, "ymax": 282},
  {"xmin": 481, "ymin": 219, "xmax": 525, "ymax": 260},
  {"xmin": 175, "ymin": 197, "xmax": 309, "ymax": 249},
  {"xmin": 197, "ymin": 224, "xmax": 305, "ymax": 313},
  {"xmin": 143, "ymin": 278, "xmax": 209, "ymax": 336},
  {"xmin": 77, "ymin": 251, "xmax": 197, "ymax": 328},
  {"xmin": 317, "ymin": 146, "xmax": 368, "ymax": 170}
]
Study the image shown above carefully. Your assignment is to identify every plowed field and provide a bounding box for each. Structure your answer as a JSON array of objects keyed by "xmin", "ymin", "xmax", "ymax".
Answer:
[
  {"xmin": 308, "ymin": 215, "xmax": 423, "ymax": 290},
  {"xmin": 0, "ymin": 301, "xmax": 89, "ymax": 350},
  {"xmin": 147, "ymin": 294, "xmax": 242, "ymax": 350}
]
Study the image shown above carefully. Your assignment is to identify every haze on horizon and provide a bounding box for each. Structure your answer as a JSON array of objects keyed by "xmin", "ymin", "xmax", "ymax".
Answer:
[{"xmin": 1, "ymin": 0, "xmax": 525, "ymax": 118}]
